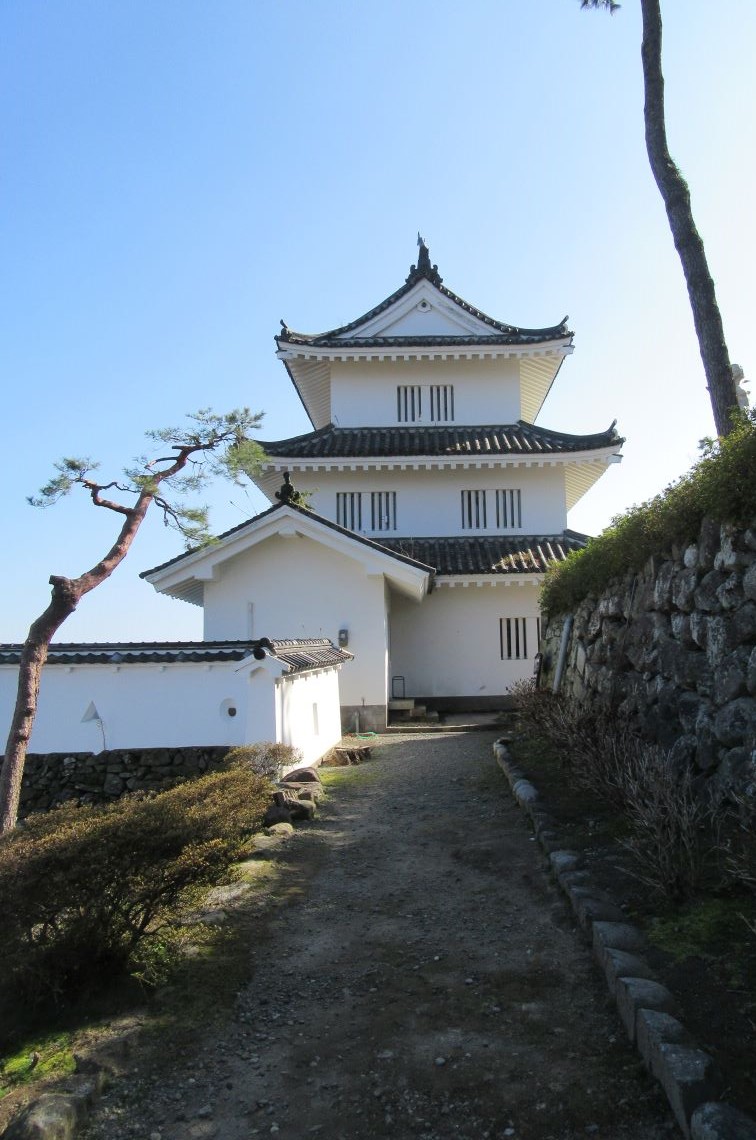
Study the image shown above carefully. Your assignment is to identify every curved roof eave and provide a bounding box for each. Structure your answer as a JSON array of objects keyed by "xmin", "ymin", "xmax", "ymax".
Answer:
[{"xmin": 276, "ymin": 242, "xmax": 572, "ymax": 349}]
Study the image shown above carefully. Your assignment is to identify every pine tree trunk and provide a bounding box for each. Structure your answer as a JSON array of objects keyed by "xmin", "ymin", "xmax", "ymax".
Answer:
[
  {"xmin": 640, "ymin": 0, "xmax": 738, "ymax": 437},
  {"xmin": 0, "ymin": 578, "xmax": 82, "ymax": 833},
  {"xmin": 0, "ymin": 500, "xmax": 149, "ymax": 834}
]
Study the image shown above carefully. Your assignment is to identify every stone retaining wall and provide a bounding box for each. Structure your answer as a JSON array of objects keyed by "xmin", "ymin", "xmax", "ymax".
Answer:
[
  {"xmin": 539, "ymin": 518, "xmax": 756, "ymax": 792},
  {"xmin": 18, "ymin": 746, "xmax": 230, "ymax": 817}
]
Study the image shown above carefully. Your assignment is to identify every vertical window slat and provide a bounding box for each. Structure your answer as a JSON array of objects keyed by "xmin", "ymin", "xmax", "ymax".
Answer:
[{"xmin": 500, "ymin": 617, "xmax": 533, "ymax": 660}]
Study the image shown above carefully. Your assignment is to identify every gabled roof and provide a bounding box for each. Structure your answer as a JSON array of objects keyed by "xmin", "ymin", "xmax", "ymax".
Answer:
[
  {"xmin": 141, "ymin": 501, "xmax": 434, "ymax": 607},
  {"xmin": 259, "ymin": 421, "xmax": 623, "ymax": 460},
  {"xmin": 0, "ymin": 639, "xmax": 353, "ymax": 675},
  {"xmin": 277, "ymin": 241, "xmax": 571, "ymax": 349},
  {"xmin": 377, "ymin": 532, "xmax": 588, "ymax": 577},
  {"xmin": 275, "ymin": 241, "xmax": 574, "ymax": 429}
]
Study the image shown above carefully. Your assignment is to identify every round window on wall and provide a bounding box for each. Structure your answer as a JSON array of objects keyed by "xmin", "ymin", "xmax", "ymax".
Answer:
[{"xmin": 220, "ymin": 698, "xmax": 238, "ymax": 720}]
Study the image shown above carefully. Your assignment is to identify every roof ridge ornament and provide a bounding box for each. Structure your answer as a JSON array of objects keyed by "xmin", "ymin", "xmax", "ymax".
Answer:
[{"xmin": 406, "ymin": 234, "xmax": 443, "ymax": 287}]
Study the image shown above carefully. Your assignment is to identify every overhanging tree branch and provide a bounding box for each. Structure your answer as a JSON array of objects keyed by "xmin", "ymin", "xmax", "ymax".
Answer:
[{"xmin": 0, "ymin": 407, "xmax": 265, "ymax": 834}]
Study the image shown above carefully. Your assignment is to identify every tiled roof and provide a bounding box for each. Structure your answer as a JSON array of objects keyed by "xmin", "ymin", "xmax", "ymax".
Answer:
[
  {"xmin": 141, "ymin": 501, "xmax": 435, "ymax": 580},
  {"xmin": 376, "ymin": 532, "xmax": 588, "ymax": 576},
  {"xmin": 277, "ymin": 243, "xmax": 571, "ymax": 350},
  {"xmin": 260, "ymin": 421, "xmax": 623, "ymax": 460},
  {"xmin": 269, "ymin": 639, "xmax": 354, "ymax": 672},
  {"xmin": 0, "ymin": 638, "xmax": 352, "ymax": 675}
]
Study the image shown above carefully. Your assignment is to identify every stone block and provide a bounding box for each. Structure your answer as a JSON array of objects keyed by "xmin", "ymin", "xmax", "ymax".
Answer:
[
  {"xmin": 716, "ymin": 573, "xmax": 744, "ymax": 611},
  {"xmin": 714, "ymin": 698, "xmax": 756, "ymax": 747},
  {"xmin": 601, "ymin": 948, "xmax": 655, "ymax": 996},
  {"xmin": 558, "ymin": 868, "xmax": 591, "ymax": 891},
  {"xmin": 733, "ymin": 601, "xmax": 756, "ymax": 646},
  {"xmin": 592, "ymin": 921, "xmax": 646, "ymax": 956},
  {"xmin": 654, "ymin": 1044, "xmax": 722, "ymax": 1137},
  {"xmin": 695, "ymin": 570, "xmax": 727, "ymax": 613},
  {"xmin": 3, "ymin": 1091, "xmax": 86, "ymax": 1140},
  {"xmin": 691, "ymin": 1102, "xmax": 756, "ymax": 1140},
  {"xmin": 706, "ymin": 616, "xmax": 736, "ymax": 667},
  {"xmin": 671, "ymin": 612, "xmax": 695, "ymax": 647},
  {"xmin": 669, "ymin": 735, "xmax": 698, "ymax": 768},
  {"xmin": 576, "ymin": 895, "xmax": 626, "ymax": 930},
  {"xmin": 713, "ymin": 654, "xmax": 749, "ymax": 704},
  {"xmin": 673, "ymin": 567, "xmax": 700, "ymax": 612},
  {"xmin": 744, "ymin": 563, "xmax": 756, "ymax": 603},
  {"xmin": 636, "ymin": 1008, "xmax": 693, "ymax": 1073},
  {"xmin": 683, "ymin": 544, "xmax": 699, "ymax": 570},
  {"xmin": 549, "ymin": 850, "xmax": 583, "ymax": 876},
  {"xmin": 615, "ymin": 977, "xmax": 679, "ymax": 1042},
  {"xmin": 653, "ymin": 561, "xmax": 677, "ymax": 611},
  {"xmin": 102, "ymin": 773, "xmax": 124, "ymax": 796},
  {"xmin": 690, "ymin": 611, "xmax": 709, "ymax": 650},
  {"xmin": 512, "ymin": 779, "xmax": 539, "ymax": 807},
  {"xmin": 537, "ymin": 830, "xmax": 561, "ymax": 856}
]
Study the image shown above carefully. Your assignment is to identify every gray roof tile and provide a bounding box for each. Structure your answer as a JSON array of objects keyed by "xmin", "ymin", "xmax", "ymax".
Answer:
[
  {"xmin": 260, "ymin": 422, "xmax": 623, "ymax": 460},
  {"xmin": 0, "ymin": 638, "xmax": 352, "ymax": 675}
]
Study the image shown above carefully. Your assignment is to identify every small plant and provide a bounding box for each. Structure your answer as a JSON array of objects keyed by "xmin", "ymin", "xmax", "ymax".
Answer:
[
  {"xmin": 541, "ymin": 409, "xmax": 756, "ymax": 616},
  {"xmin": 510, "ymin": 683, "xmax": 728, "ymax": 902},
  {"xmin": 224, "ymin": 742, "xmax": 302, "ymax": 781},
  {"xmin": 0, "ymin": 766, "xmax": 271, "ymax": 1006},
  {"xmin": 618, "ymin": 749, "xmax": 723, "ymax": 902}
]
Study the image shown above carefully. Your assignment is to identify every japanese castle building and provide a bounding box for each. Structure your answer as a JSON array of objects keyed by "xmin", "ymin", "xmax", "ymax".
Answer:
[{"xmin": 144, "ymin": 241, "xmax": 623, "ymax": 730}]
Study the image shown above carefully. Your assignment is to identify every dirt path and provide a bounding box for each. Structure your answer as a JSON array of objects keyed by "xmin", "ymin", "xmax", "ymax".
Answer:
[{"xmin": 84, "ymin": 729, "xmax": 676, "ymax": 1140}]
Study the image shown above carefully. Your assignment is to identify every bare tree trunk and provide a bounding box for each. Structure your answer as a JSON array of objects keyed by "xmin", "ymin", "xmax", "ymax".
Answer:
[
  {"xmin": 0, "ymin": 499, "xmax": 149, "ymax": 834},
  {"xmin": 0, "ymin": 580, "xmax": 82, "ymax": 833},
  {"xmin": 640, "ymin": 0, "xmax": 738, "ymax": 437}
]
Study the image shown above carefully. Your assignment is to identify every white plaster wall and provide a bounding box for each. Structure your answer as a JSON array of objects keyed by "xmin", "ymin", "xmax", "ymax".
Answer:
[
  {"xmin": 297, "ymin": 466, "xmax": 567, "ymax": 537},
  {"xmin": 275, "ymin": 668, "xmax": 343, "ymax": 769},
  {"xmin": 0, "ymin": 661, "xmax": 267, "ymax": 753},
  {"xmin": 330, "ymin": 358, "xmax": 522, "ymax": 427},
  {"xmin": 0, "ymin": 660, "xmax": 343, "ymax": 760},
  {"xmin": 202, "ymin": 533, "xmax": 388, "ymax": 708},
  {"xmin": 388, "ymin": 581, "xmax": 542, "ymax": 698}
]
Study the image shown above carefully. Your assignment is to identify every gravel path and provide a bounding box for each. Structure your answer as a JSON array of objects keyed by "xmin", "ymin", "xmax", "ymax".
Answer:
[{"xmin": 84, "ymin": 729, "xmax": 676, "ymax": 1140}]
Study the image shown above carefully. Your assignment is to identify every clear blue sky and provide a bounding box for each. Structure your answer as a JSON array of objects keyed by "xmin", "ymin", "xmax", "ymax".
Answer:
[{"xmin": 1, "ymin": 1, "xmax": 754, "ymax": 643}]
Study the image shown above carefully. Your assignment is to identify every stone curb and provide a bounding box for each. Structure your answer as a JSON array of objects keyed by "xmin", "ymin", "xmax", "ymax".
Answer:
[
  {"xmin": 493, "ymin": 738, "xmax": 756, "ymax": 1140},
  {"xmin": 2, "ymin": 1072, "xmax": 107, "ymax": 1140}
]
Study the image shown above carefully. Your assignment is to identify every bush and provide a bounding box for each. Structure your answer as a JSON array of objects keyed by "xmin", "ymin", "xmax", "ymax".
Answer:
[
  {"xmin": 541, "ymin": 409, "xmax": 756, "ymax": 616},
  {"xmin": 511, "ymin": 684, "xmax": 725, "ymax": 901},
  {"xmin": 618, "ymin": 749, "xmax": 722, "ymax": 902},
  {"xmin": 0, "ymin": 766, "xmax": 271, "ymax": 1005},
  {"xmin": 223, "ymin": 741, "xmax": 301, "ymax": 781}
]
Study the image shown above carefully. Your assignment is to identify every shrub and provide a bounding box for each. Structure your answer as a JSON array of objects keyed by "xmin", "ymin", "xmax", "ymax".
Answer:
[
  {"xmin": 223, "ymin": 741, "xmax": 301, "ymax": 781},
  {"xmin": 541, "ymin": 408, "xmax": 756, "ymax": 616},
  {"xmin": 0, "ymin": 766, "xmax": 271, "ymax": 1005},
  {"xmin": 722, "ymin": 789, "xmax": 756, "ymax": 927},
  {"xmin": 511, "ymin": 684, "xmax": 725, "ymax": 901},
  {"xmin": 618, "ymin": 749, "xmax": 723, "ymax": 902}
]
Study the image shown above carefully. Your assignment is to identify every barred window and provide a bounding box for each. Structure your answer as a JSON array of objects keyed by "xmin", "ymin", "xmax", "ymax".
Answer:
[
  {"xmin": 397, "ymin": 385, "xmax": 422, "ymax": 422},
  {"xmin": 336, "ymin": 491, "xmax": 362, "ymax": 530},
  {"xmin": 429, "ymin": 385, "xmax": 454, "ymax": 422},
  {"xmin": 337, "ymin": 491, "xmax": 398, "ymax": 532},
  {"xmin": 461, "ymin": 489, "xmax": 488, "ymax": 530},
  {"xmin": 370, "ymin": 491, "xmax": 397, "ymax": 531},
  {"xmin": 499, "ymin": 617, "xmax": 529, "ymax": 660},
  {"xmin": 397, "ymin": 384, "xmax": 455, "ymax": 422},
  {"xmin": 495, "ymin": 488, "xmax": 522, "ymax": 529}
]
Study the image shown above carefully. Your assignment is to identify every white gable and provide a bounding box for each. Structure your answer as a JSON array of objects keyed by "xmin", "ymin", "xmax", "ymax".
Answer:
[{"xmin": 334, "ymin": 280, "xmax": 498, "ymax": 342}]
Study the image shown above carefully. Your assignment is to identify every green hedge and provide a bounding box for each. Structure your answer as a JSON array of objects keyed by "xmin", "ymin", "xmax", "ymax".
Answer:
[
  {"xmin": 542, "ymin": 410, "xmax": 756, "ymax": 617},
  {"xmin": 0, "ymin": 765, "xmax": 270, "ymax": 1004}
]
